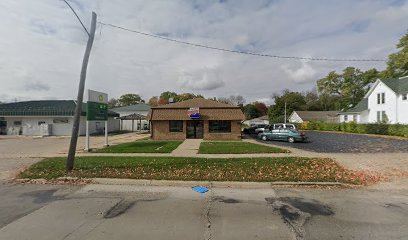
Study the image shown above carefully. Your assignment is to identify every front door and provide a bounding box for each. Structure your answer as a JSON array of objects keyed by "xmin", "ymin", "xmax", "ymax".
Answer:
[{"xmin": 186, "ymin": 120, "xmax": 203, "ymax": 139}]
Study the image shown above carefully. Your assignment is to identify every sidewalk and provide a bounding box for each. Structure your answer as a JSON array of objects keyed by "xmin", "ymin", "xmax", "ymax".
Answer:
[{"xmin": 171, "ymin": 139, "xmax": 203, "ymax": 156}]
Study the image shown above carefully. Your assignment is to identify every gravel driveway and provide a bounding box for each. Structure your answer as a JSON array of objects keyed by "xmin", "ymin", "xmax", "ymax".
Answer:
[{"xmin": 250, "ymin": 131, "xmax": 408, "ymax": 153}]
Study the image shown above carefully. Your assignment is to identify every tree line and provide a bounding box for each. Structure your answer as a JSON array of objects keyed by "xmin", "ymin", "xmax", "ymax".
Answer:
[{"xmin": 269, "ymin": 31, "xmax": 407, "ymax": 122}]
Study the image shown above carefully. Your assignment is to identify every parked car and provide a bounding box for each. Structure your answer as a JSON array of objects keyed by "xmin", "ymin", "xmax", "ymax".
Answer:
[
  {"xmin": 254, "ymin": 124, "xmax": 269, "ymax": 133},
  {"xmin": 258, "ymin": 129, "xmax": 307, "ymax": 143},
  {"xmin": 243, "ymin": 124, "xmax": 268, "ymax": 134},
  {"xmin": 268, "ymin": 123, "xmax": 296, "ymax": 131}
]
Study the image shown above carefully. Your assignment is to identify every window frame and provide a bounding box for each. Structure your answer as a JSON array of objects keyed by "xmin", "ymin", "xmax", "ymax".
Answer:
[
  {"xmin": 344, "ymin": 115, "xmax": 348, "ymax": 121},
  {"xmin": 209, "ymin": 120, "xmax": 231, "ymax": 133},
  {"xmin": 381, "ymin": 93, "xmax": 385, "ymax": 104},
  {"xmin": 169, "ymin": 120, "xmax": 183, "ymax": 132}
]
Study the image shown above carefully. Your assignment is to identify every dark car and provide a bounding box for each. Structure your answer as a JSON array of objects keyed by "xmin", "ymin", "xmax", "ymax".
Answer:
[{"xmin": 258, "ymin": 129, "xmax": 307, "ymax": 143}]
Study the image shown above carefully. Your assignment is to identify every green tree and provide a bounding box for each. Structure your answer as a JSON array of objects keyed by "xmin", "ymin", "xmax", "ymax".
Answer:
[
  {"xmin": 174, "ymin": 93, "xmax": 203, "ymax": 102},
  {"xmin": 254, "ymin": 102, "xmax": 268, "ymax": 116},
  {"xmin": 268, "ymin": 90, "xmax": 306, "ymax": 123},
  {"xmin": 159, "ymin": 91, "xmax": 177, "ymax": 100},
  {"xmin": 317, "ymin": 67, "xmax": 378, "ymax": 109},
  {"xmin": 107, "ymin": 98, "xmax": 119, "ymax": 108},
  {"xmin": 382, "ymin": 31, "xmax": 408, "ymax": 78},
  {"xmin": 243, "ymin": 104, "xmax": 260, "ymax": 119},
  {"xmin": 148, "ymin": 96, "xmax": 159, "ymax": 107},
  {"xmin": 118, "ymin": 94, "xmax": 144, "ymax": 106}
]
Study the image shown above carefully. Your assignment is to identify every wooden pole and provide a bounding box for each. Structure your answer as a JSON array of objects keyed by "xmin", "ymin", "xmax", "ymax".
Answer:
[{"xmin": 66, "ymin": 12, "xmax": 97, "ymax": 171}]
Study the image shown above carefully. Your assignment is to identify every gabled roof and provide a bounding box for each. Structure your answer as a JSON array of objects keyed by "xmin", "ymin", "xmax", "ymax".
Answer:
[
  {"xmin": 0, "ymin": 100, "xmax": 119, "ymax": 117},
  {"xmin": 111, "ymin": 103, "xmax": 151, "ymax": 112},
  {"xmin": 153, "ymin": 98, "xmax": 240, "ymax": 109},
  {"xmin": 292, "ymin": 111, "xmax": 339, "ymax": 121},
  {"xmin": 344, "ymin": 98, "xmax": 368, "ymax": 113},
  {"xmin": 365, "ymin": 76, "xmax": 408, "ymax": 98},
  {"xmin": 381, "ymin": 76, "xmax": 408, "ymax": 94}
]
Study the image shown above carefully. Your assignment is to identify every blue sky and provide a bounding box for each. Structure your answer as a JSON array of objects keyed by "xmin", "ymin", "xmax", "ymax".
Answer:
[{"xmin": 0, "ymin": 0, "xmax": 407, "ymax": 104}]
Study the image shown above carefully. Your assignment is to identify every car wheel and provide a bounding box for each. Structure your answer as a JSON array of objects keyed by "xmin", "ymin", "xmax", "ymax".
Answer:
[
  {"xmin": 288, "ymin": 137, "xmax": 295, "ymax": 143},
  {"xmin": 261, "ymin": 135, "xmax": 267, "ymax": 141}
]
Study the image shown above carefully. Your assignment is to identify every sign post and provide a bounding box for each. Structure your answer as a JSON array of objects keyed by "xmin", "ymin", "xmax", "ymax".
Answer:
[{"xmin": 85, "ymin": 90, "xmax": 108, "ymax": 151}]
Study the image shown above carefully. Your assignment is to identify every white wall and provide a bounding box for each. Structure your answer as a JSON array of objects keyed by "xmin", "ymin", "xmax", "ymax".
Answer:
[
  {"xmin": 3, "ymin": 116, "xmax": 119, "ymax": 136},
  {"xmin": 397, "ymin": 94, "xmax": 408, "ymax": 124},
  {"xmin": 4, "ymin": 116, "xmax": 72, "ymax": 136},
  {"xmin": 288, "ymin": 112, "xmax": 303, "ymax": 123},
  {"xmin": 367, "ymin": 81, "xmax": 398, "ymax": 123},
  {"xmin": 120, "ymin": 119, "xmax": 149, "ymax": 131},
  {"xmin": 79, "ymin": 116, "xmax": 120, "ymax": 135}
]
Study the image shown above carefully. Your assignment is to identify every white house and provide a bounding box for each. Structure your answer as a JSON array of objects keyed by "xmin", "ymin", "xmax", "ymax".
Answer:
[
  {"xmin": 0, "ymin": 100, "xmax": 120, "ymax": 136},
  {"xmin": 242, "ymin": 115, "xmax": 269, "ymax": 126},
  {"xmin": 289, "ymin": 111, "xmax": 339, "ymax": 123},
  {"xmin": 110, "ymin": 103, "xmax": 151, "ymax": 131},
  {"xmin": 339, "ymin": 76, "xmax": 408, "ymax": 124}
]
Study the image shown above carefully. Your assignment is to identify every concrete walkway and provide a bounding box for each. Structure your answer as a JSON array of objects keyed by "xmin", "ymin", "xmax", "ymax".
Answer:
[{"xmin": 171, "ymin": 139, "xmax": 203, "ymax": 156}]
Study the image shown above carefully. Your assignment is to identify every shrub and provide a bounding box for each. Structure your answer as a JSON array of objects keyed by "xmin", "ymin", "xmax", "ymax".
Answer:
[{"xmin": 295, "ymin": 120, "xmax": 408, "ymax": 138}]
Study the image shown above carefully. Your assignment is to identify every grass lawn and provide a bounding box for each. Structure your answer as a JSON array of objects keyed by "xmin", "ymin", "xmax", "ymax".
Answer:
[
  {"xmin": 94, "ymin": 140, "xmax": 183, "ymax": 153},
  {"xmin": 18, "ymin": 156, "xmax": 377, "ymax": 184},
  {"xmin": 198, "ymin": 141, "xmax": 288, "ymax": 154}
]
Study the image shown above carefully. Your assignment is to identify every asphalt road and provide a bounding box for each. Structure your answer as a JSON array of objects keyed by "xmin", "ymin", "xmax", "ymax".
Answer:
[
  {"xmin": 0, "ymin": 182, "xmax": 407, "ymax": 240},
  {"xmin": 249, "ymin": 131, "xmax": 408, "ymax": 153}
]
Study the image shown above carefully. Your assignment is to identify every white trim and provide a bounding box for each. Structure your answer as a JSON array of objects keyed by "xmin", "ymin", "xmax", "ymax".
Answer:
[{"xmin": 364, "ymin": 79, "xmax": 398, "ymax": 98}]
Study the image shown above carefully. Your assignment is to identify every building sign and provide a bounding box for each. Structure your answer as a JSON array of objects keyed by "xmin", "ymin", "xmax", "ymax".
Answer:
[
  {"xmin": 188, "ymin": 107, "xmax": 200, "ymax": 119},
  {"xmin": 87, "ymin": 90, "xmax": 108, "ymax": 121}
]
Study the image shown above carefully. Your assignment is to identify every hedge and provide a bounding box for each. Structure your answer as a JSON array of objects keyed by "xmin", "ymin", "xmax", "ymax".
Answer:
[{"xmin": 295, "ymin": 121, "xmax": 408, "ymax": 138}]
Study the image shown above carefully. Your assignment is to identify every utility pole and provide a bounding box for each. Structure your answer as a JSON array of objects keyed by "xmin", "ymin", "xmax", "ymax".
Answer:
[
  {"xmin": 284, "ymin": 101, "xmax": 287, "ymax": 124},
  {"xmin": 66, "ymin": 11, "xmax": 97, "ymax": 171}
]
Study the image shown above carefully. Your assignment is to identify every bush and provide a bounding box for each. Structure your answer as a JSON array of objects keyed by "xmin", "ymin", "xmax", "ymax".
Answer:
[{"xmin": 296, "ymin": 121, "xmax": 408, "ymax": 138}]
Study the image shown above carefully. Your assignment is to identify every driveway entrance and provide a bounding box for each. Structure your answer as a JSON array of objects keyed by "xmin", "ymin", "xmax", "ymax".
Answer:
[{"xmin": 186, "ymin": 120, "xmax": 203, "ymax": 139}]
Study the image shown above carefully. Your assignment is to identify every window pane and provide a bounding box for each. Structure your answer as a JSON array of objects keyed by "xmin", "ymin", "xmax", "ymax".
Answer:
[
  {"xmin": 381, "ymin": 93, "xmax": 385, "ymax": 104},
  {"xmin": 403, "ymin": 94, "xmax": 407, "ymax": 100},
  {"xmin": 377, "ymin": 93, "xmax": 381, "ymax": 104},
  {"xmin": 169, "ymin": 121, "xmax": 183, "ymax": 132},
  {"xmin": 377, "ymin": 111, "xmax": 381, "ymax": 122},
  {"xmin": 209, "ymin": 120, "xmax": 231, "ymax": 133},
  {"xmin": 382, "ymin": 111, "xmax": 386, "ymax": 122}
]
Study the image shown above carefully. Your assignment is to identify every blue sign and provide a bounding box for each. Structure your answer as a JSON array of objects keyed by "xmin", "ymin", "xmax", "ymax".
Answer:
[{"xmin": 188, "ymin": 108, "xmax": 200, "ymax": 119}]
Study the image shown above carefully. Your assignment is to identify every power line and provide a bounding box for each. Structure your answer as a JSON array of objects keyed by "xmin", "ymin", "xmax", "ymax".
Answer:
[
  {"xmin": 62, "ymin": 0, "xmax": 90, "ymax": 36},
  {"xmin": 98, "ymin": 21, "xmax": 386, "ymax": 62}
]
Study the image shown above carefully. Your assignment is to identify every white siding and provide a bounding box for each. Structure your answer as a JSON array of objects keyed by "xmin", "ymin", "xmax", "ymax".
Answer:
[
  {"xmin": 397, "ymin": 93, "xmax": 408, "ymax": 124},
  {"xmin": 367, "ymin": 81, "xmax": 398, "ymax": 123},
  {"xmin": 3, "ymin": 116, "xmax": 119, "ymax": 136},
  {"xmin": 288, "ymin": 112, "xmax": 303, "ymax": 123}
]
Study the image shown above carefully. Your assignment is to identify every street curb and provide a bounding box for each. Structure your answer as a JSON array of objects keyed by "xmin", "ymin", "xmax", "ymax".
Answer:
[{"xmin": 91, "ymin": 178, "xmax": 353, "ymax": 188}]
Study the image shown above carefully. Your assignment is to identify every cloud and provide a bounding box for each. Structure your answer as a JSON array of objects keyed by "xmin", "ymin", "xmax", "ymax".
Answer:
[
  {"xmin": 0, "ymin": 0, "xmax": 407, "ymax": 104},
  {"xmin": 282, "ymin": 61, "xmax": 317, "ymax": 83},
  {"xmin": 24, "ymin": 81, "xmax": 51, "ymax": 91},
  {"xmin": 177, "ymin": 68, "xmax": 225, "ymax": 90}
]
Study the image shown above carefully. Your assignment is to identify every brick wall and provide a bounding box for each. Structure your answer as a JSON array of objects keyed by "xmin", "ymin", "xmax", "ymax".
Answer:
[
  {"xmin": 203, "ymin": 120, "xmax": 242, "ymax": 140},
  {"xmin": 151, "ymin": 120, "xmax": 242, "ymax": 140},
  {"xmin": 151, "ymin": 120, "xmax": 186, "ymax": 140}
]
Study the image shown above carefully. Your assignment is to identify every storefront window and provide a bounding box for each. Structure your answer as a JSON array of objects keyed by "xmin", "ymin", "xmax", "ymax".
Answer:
[
  {"xmin": 169, "ymin": 120, "xmax": 183, "ymax": 132},
  {"xmin": 209, "ymin": 120, "xmax": 231, "ymax": 133}
]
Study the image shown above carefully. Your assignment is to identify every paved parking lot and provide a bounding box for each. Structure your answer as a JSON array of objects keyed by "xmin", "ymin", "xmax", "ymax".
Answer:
[
  {"xmin": 0, "ymin": 133, "xmax": 147, "ymax": 180},
  {"xmin": 251, "ymin": 131, "xmax": 408, "ymax": 153}
]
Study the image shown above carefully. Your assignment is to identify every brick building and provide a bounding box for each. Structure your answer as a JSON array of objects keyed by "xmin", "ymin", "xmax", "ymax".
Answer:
[{"xmin": 148, "ymin": 98, "xmax": 245, "ymax": 140}]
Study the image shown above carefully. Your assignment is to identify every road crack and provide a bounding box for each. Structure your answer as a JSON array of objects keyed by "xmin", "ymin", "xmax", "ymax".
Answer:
[{"xmin": 204, "ymin": 183, "xmax": 214, "ymax": 240}]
